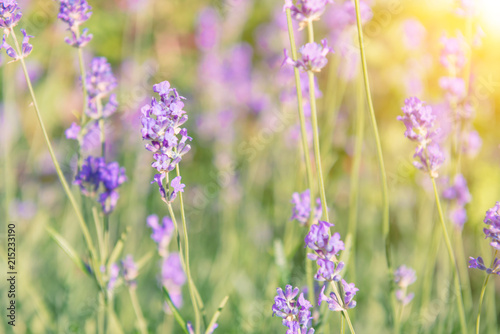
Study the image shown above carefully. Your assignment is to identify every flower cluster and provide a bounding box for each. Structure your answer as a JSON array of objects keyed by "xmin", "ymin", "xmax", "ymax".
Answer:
[
  {"xmin": 141, "ymin": 81, "xmax": 192, "ymax": 202},
  {"xmin": 86, "ymin": 57, "xmax": 118, "ymax": 118},
  {"xmin": 442, "ymin": 174, "xmax": 471, "ymax": 229},
  {"xmin": 65, "ymin": 57, "xmax": 117, "ymax": 154},
  {"xmin": 121, "ymin": 255, "xmax": 139, "ymax": 288},
  {"xmin": 398, "ymin": 97, "xmax": 444, "ymax": 178},
  {"xmin": 58, "ymin": 0, "xmax": 93, "ymax": 47},
  {"xmin": 1, "ymin": 29, "xmax": 33, "ymax": 62},
  {"xmin": 284, "ymin": 39, "xmax": 332, "ymax": 72},
  {"xmin": 290, "ymin": 189, "xmax": 322, "ymax": 225},
  {"xmin": 74, "ymin": 156, "xmax": 127, "ymax": 214},
  {"xmin": 394, "ymin": 265, "xmax": 417, "ymax": 305},
  {"xmin": 469, "ymin": 202, "xmax": 500, "ymax": 276},
  {"xmin": 305, "ymin": 221, "xmax": 358, "ymax": 312},
  {"xmin": 440, "ymin": 33, "xmax": 467, "ymax": 72},
  {"xmin": 0, "ymin": 0, "xmax": 22, "ymax": 28},
  {"xmin": 101, "ymin": 263, "xmax": 120, "ymax": 292},
  {"xmin": 162, "ymin": 253, "xmax": 186, "ymax": 310},
  {"xmin": 272, "ymin": 285, "xmax": 315, "ymax": 334},
  {"xmin": 284, "ymin": 0, "xmax": 333, "ymax": 30},
  {"xmin": 319, "ymin": 279, "xmax": 358, "ymax": 312},
  {"xmin": 147, "ymin": 214, "xmax": 174, "ymax": 258}
]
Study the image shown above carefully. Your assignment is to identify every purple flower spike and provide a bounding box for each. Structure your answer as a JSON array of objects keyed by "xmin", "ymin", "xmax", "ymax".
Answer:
[
  {"xmin": 469, "ymin": 257, "xmax": 500, "ymax": 276},
  {"xmin": 147, "ymin": 214, "xmax": 174, "ymax": 257},
  {"xmin": 290, "ymin": 189, "xmax": 322, "ymax": 226},
  {"xmin": 162, "ymin": 252, "xmax": 186, "ymax": 311},
  {"xmin": 0, "ymin": 0, "xmax": 22, "ymax": 28},
  {"xmin": 106, "ymin": 263, "xmax": 120, "ymax": 292},
  {"xmin": 272, "ymin": 285, "xmax": 315, "ymax": 334},
  {"xmin": 319, "ymin": 279, "xmax": 358, "ymax": 311},
  {"xmin": 169, "ymin": 176, "xmax": 185, "ymax": 202},
  {"xmin": 65, "ymin": 122, "xmax": 81, "ymax": 140},
  {"xmin": 284, "ymin": 0, "xmax": 333, "ymax": 30},
  {"xmin": 1, "ymin": 29, "xmax": 33, "ymax": 61},
  {"xmin": 141, "ymin": 82, "xmax": 192, "ymax": 199},
  {"xmin": 305, "ymin": 221, "xmax": 344, "ymax": 262},
  {"xmin": 394, "ymin": 265, "xmax": 416, "ymax": 305},
  {"xmin": 121, "ymin": 255, "xmax": 138, "ymax": 288},
  {"xmin": 284, "ymin": 39, "xmax": 332, "ymax": 72},
  {"xmin": 86, "ymin": 57, "xmax": 117, "ymax": 101},
  {"xmin": 74, "ymin": 156, "xmax": 106, "ymax": 196},
  {"xmin": 58, "ymin": 0, "xmax": 93, "ymax": 48},
  {"xmin": 443, "ymin": 174, "xmax": 471, "ymax": 230}
]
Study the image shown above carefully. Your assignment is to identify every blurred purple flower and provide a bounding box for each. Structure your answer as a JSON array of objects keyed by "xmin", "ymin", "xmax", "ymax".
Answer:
[
  {"xmin": 121, "ymin": 255, "xmax": 138, "ymax": 287},
  {"xmin": 439, "ymin": 76, "xmax": 466, "ymax": 103},
  {"xmin": 147, "ymin": 214, "xmax": 174, "ymax": 257},
  {"xmin": 402, "ymin": 19, "xmax": 426, "ymax": 50},
  {"xmin": 74, "ymin": 156, "xmax": 106, "ymax": 196},
  {"xmin": 290, "ymin": 189, "xmax": 322, "ymax": 226},
  {"xmin": 98, "ymin": 161, "xmax": 127, "ymax": 214},
  {"xmin": 469, "ymin": 257, "xmax": 500, "ymax": 275},
  {"xmin": 195, "ymin": 7, "xmax": 220, "ymax": 51},
  {"xmin": 85, "ymin": 57, "xmax": 118, "ymax": 118},
  {"xmin": 462, "ymin": 130, "xmax": 482, "ymax": 157},
  {"xmin": 440, "ymin": 33, "xmax": 467, "ymax": 72},
  {"xmin": 443, "ymin": 174, "xmax": 471, "ymax": 206},
  {"xmin": 284, "ymin": 0, "xmax": 333, "ymax": 30},
  {"xmin": 65, "ymin": 122, "xmax": 81, "ymax": 140},
  {"xmin": 162, "ymin": 252, "xmax": 186, "ymax": 310},
  {"xmin": 1, "ymin": 29, "xmax": 33, "ymax": 61},
  {"xmin": 394, "ymin": 265, "xmax": 416, "ymax": 305},
  {"xmin": 284, "ymin": 39, "xmax": 332, "ymax": 72},
  {"xmin": 272, "ymin": 285, "xmax": 314, "ymax": 334}
]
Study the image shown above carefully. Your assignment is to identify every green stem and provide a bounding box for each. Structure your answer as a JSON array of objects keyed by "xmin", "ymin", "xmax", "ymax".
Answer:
[
  {"xmin": 430, "ymin": 177, "xmax": 467, "ymax": 334},
  {"xmin": 352, "ymin": 0, "xmax": 396, "ymax": 326},
  {"xmin": 129, "ymin": 287, "xmax": 148, "ymax": 334},
  {"xmin": 305, "ymin": 22, "xmax": 329, "ymax": 223},
  {"xmin": 286, "ymin": 8, "xmax": 317, "ymax": 307},
  {"xmin": 330, "ymin": 282, "xmax": 356, "ymax": 334},
  {"xmin": 76, "ymin": 33, "xmax": 88, "ymax": 169},
  {"xmin": 9, "ymin": 28, "xmax": 96, "ymax": 264},
  {"xmin": 92, "ymin": 205, "xmax": 105, "ymax": 263},
  {"xmin": 475, "ymin": 250, "xmax": 498, "ymax": 334}
]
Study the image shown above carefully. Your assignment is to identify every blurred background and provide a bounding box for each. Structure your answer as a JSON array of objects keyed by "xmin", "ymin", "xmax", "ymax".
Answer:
[{"xmin": 1, "ymin": 0, "xmax": 500, "ymax": 333}]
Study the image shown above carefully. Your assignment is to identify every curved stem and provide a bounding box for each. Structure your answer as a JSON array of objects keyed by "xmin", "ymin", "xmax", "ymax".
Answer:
[
  {"xmin": 431, "ymin": 177, "xmax": 468, "ymax": 334},
  {"xmin": 475, "ymin": 250, "xmax": 498, "ymax": 334},
  {"xmin": 129, "ymin": 287, "xmax": 148, "ymax": 334},
  {"xmin": 286, "ymin": 8, "xmax": 317, "ymax": 306},
  {"xmin": 9, "ymin": 29, "xmax": 96, "ymax": 263},
  {"xmin": 352, "ymin": 0, "xmax": 396, "ymax": 326}
]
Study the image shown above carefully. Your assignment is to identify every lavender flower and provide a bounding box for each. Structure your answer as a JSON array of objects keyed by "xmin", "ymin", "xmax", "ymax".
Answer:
[
  {"xmin": 147, "ymin": 214, "xmax": 174, "ymax": 257},
  {"xmin": 169, "ymin": 176, "xmax": 185, "ymax": 202},
  {"xmin": 98, "ymin": 161, "xmax": 127, "ymax": 214},
  {"xmin": 284, "ymin": 39, "xmax": 332, "ymax": 72},
  {"xmin": 469, "ymin": 203, "xmax": 500, "ymax": 277},
  {"xmin": 58, "ymin": 0, "xmax": 93, "ymax": 47},
  {"xmin": 162, "ymin": 253, "xmax": 186, "ymax": 310},
  {"xmin": 86, "ymin": 57, "xmax": 118, "ymax": 118},
  {"xmin": 398, "ymin": 97, "xmax": 445, "ymax": 178},
  {"xmin": 394, "ymin": 265, "xmax": 416, "ymax": 305},
  {"xmin": 272, "ymin": 285, "xmax": 315, "ymax": 334},
  {"xmin": 443, "ymin": 174, "xmax": 471, "ymax": 229},
  {"xmin": 319, "ymin": 279, "xmax": 358, "ymax": 311},
  {"xmin": 121, "ymin": 255, "xmax": 138, "ymax": 287},
  {"xmin": 73, "ymin": 156, "xmax": 126, "ymax": 214},
  {"xmin": 0, "ymin": 0, "xmax": 22, "ymax": 28},
  {"xmin": 469, "ymin": 257, "xmax": 500, "ymax": 276},
  {"xmin": 102, "ymin": 263, "xmax": 120, "ymax": 292},
  {"xmin": 1, "ymin": 29, "xmax": 33, "ymax": 61},
  {"xmin": 440, "ymin": 33, "xmax": 467, "ymax": 72},
  {"xmin": 141, "ymin": 81, "xmax": 192, "ymax": 202},
  {"xmin": 483, "ymin": 202, "xmax": 500, "ymax": 250},
  {"xmin": 290, "ymin": 189, "xmax": 321, "ymax": 225},
  {"xmin": 284, "ymin": 0, "xmax": 333, "ymax": 30},
  {"xmin": 74, "ymin": 156, "xmax": 105, "ymax": 195},
  {"xmin": 305, "ymin": 221, "xmax": 347, "ymax": 283}
]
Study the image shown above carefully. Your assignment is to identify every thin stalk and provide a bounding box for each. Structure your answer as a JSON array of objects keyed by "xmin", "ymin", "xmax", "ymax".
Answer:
[
  {"xmin": 10, "ymin": 29, "xmax": 96, "ymax": 262},
  {"xmin": 166, "ymin": 170, "xmax": 201, "ymax": 334},
  {"xmin": 431, "ymin": 177, "xmax": 467, "ymax": 334},
  {"xmin": 352, "ymin": 0, "xmax": 396, "ymax": 327},
  {"xmin": 305, "ymin": 21, "xmax": 329, "ymax": 223},
  {"xmin": 475, "ymin": 250, "xmax": 498, "ymax": 334},
  {"xmin": 330, "ymin": 282, "xmax": 356, "ymax": 334},
  {"xmin": 175, "ymin": 166, "xmax": 202, "ymax": 334},
  {"xmin": 92, "ymin": 205, "xmax": 105, "ymax": 263},
  {"xmin": 455, "ymin": 230, "xmax": 472, "ymax": 310},
  {"xmin": 341, "ymin": 314, "xmax": 345, "ymax": 334},
  {"xmin": 347, "ymin": 76, "xmax": 365, "ymax": 281},
  {"xmin": 286, "ymin": 8, "xmax": 317, "ymax": 307},
  {"xmin": 129, "ymin": 287, "xmax": 148, "ymax": 334}
]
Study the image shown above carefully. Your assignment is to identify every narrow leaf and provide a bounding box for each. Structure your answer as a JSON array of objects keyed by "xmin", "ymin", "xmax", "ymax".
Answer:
[
  {"xmin": 205, "ymin": 295, "xmax": 229, "ymax": 334},
  {"xmin": 46, "ymin": 227, "xmax": 90, "ymax": 276},
  {"xmin": 162, "ymin": 286, "xmax": 189, "ymax": 334}
]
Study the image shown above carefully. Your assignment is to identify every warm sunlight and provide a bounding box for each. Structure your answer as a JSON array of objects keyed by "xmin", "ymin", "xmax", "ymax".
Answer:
[{"xmin": 478, "ymin": 0, "xmax": 500, "ymax": 33}]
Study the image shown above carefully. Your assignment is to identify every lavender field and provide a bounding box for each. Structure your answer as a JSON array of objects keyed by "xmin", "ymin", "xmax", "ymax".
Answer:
[{"xmin": 1, "ymin": 0, "xmax": 500, "ymax": 333}]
